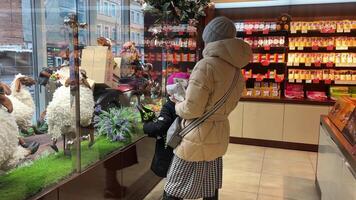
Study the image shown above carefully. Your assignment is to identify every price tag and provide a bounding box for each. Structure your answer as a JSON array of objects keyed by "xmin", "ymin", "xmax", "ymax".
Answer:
[
  {"xmin": 344, "ymin": 29, "xmax": 351, "ymax": 33},
  {"xmin": 326, "ymin": 62, "xmax": 334, "ymax": 68},
  {"xmin": 178, "ymin": 32, "xmax": 184, "ymax": 36},
  {"xmin": 263, "ymin": 29, "xmax": 269, "ymax": 34},
  {"xmin": 336, "ymin": 46, "xmax": 348, "ymax": 50},
  {"xmin": 312, "ymin": 45, "xmax": 319, "ymax": 51},
  {"xmin": 287, "ymin": 62, "xmax": 293, "ymax": 66},
  {"xmin": 289, "ymin": 46, "xmax": 296, "ymax": 50},
  {"xmin": 291, "ymin": 29, "xmax": 297, "ymax": 34},
  {"xmin": 174, "ymin": 46, "xmax": 180, "ymax": 51},
  {"xmin": 296, "ymin": 79, "xmax": 303, "ymax": 83},
  {"xmin": 264, "ymin": 45, "xmax": 271, "ymax": 51},
  {"xmin": 305, "ymin": 63, "xmax": 312, "ymax": 67},
  {"xmin": 306, "ymin": 80, "xmax": 312, "ymax": 84},
  {"xmin": 297, "ymin": 46, "xmax": 304, "ymax": 50},
  {"xmin": 275, "ymin": 77, "xmax": 283, "ymax": 83},
  {"xmin": 327, "ymin": 45, "xmax": 334, "ymax": 51},
  {"xmin": 261, "ymin": 60, "xmax": 270, "ymax": 66},
  {"xmin": 246, "ymin": 29, "xmax": 253, "ymax": 35},
  {"xmin": 293, "ymin": 62, "xmax": 300, "ymax": 66},
  {"xmin": 301, "ymin": 29, "xmax": 308, "ymax": 34},
  {"xmin": 325, "ymin": 79, "xmax": 332, "ymax": 84},
  {"xmin": 314, "ymin": 61, "xmax": 321, "ymax": 67},
  {"xmin": 337, "ymin": 28, "xmax": 343, "ymax": 33},
  {"xmin": 289, "ymin": 79, "xmax": 295, "ymax": 83},
  {"xmin": 312, "ymin": 79, "xmax": 320, "ymax": 84}
]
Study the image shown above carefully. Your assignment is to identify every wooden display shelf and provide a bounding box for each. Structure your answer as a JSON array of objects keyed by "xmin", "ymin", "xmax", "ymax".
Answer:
[
  {"xmin": 251, "ymin": 46, "xmax": 286, "ymax": 53},
  {"xmin": 289, "ymin": 29, "xmax": 356, "ymax": 37},
  {"xmin": 334, "ymin": 80, "xmax": 356, "ymax": 85},
  {"xmin": 287, "ymin": 79, "xmax": 356, "ymax": 86},
  {"xmin": 287, "ymin": 66, "xmax": 356, "ymax": 70},
  {"xmin": 245, "ymin": 77, "xmax": 284, "ymax": 82},
  {"xmin": 145, "ymin": 31, "xmax": 196, "ymax": 38},
  {"xmin": 288, "ymin": 46, "xmax": 356, "ymax": 53},
  {"xmin": 240, "ymin": 96, "xmax": 335, "ymax": 106},
  {"xmin": 287, "ymin": 63, "xmax": 356, "ymax": 69},
  {"xmin": 247, "ymin": 63, "xmax": 286, "ymax": 68},
  {"xmin": 236, "ymin": 30, "xmax": 288, "ymax": 37},
  {"xmin": 144, "ymin": 46, "xmax": 197, "ymax": 52},
  {"xmin": 150, "ymin": 60, "xmax": 196, "ymax": 65}
]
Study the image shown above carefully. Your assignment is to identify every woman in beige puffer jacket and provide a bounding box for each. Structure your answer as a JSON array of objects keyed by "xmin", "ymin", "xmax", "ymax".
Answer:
[{"xmin": 163, "ymin": 17, "xmax": 252, "ymax": 200}]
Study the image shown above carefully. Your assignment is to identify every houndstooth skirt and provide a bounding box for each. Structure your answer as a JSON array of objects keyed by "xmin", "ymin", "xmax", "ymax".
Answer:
[{"xmin": 164, "ymin": 155, "xmax": 223, "ymax": 199}]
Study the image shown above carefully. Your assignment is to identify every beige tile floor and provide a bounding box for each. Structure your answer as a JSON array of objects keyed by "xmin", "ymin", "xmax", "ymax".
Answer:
[{"xmin": 144, "ymin": 144, "xmax": 320, "ymax": 200}]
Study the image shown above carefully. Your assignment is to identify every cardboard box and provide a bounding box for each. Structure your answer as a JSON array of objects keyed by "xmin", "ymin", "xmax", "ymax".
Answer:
[
  {"xmin": 328, "ymin": 97, "xmax": 356, "ymax": 132},
  {"xmin": 113, "ymin": 57, "xmax": 122, "ymax": 78},
  {"xmin": 81, "ymin": 46, "xmax": 114, "ymax": 88}
]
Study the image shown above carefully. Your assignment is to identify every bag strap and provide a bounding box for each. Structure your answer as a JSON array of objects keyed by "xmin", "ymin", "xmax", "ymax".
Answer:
[{"xmin": 179, "ymin": 69, "xmax": 240, "ymax": 137}]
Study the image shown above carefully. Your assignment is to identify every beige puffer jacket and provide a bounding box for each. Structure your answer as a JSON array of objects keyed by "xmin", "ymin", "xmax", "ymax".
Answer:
[{"xmin": 174, "ymin": 38, "xmax": 252, "ymax": 162}]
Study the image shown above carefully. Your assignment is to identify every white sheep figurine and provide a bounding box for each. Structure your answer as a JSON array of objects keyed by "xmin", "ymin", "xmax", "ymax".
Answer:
[
  {"xmin": 46, "ymin": 75, "xmax": 95, "ymax": 153},
  {"xmin": 7, "ymin": 74, "xmax": 36, "ymax": 132},
  {"xmin": 0, "ymin": 87, "xmax": 32, "ymax": 171}
]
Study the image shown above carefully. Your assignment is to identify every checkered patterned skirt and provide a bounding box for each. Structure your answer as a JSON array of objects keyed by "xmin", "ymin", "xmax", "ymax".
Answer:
[{"xmin": 164, "ymin": 155, "xmax": 223, "ymax": 199}]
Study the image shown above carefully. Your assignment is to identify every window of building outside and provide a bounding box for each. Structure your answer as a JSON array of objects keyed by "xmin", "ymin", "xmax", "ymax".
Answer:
[
  {"xmin": 111, "ymin": 4, "xmax": 116, "ymax": 17},
  {"xmin": 104, "ymin": 1, "xmax": 109, "ymax": 16},
  {"xmin": 0, "ymin": 0, "xmax": 34, "ymax": 94},
  {"xmin": 97, "ymin": 24, "xmax": 102, "ymax": 37},
  {"xmin": 136, "ymin": 12, "xmax": 139, "ymax": 24},
  {"xmin": 111, "ymin": 27, "xmax": 116, "ymax": 40},
  {"xmin": 97, "ymin": 0, "xmax": 101, "ymax": 14},
  {"xmin": 104, "ymin": 26, "xmax": 110, "ymax": 38},
  {"xmin": 131, "ymin": 32, "xmax": 135, "ymax": 43},
  {"xmin": 131, "ymin": 11, "xmax": 134, "ymax": 24}
]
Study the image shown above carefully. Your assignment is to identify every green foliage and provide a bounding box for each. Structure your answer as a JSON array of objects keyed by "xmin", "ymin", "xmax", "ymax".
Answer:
[
  {"xmin": 94, "ymin": 107, "xmax": 140, "ymax": 142},
  {"xmin": 144, "ymin": 0, "xmax": 211, "ymax": 25},
  {"xmin": 0, "ymin": 135, "xmax": 143, "ymax": 200}
]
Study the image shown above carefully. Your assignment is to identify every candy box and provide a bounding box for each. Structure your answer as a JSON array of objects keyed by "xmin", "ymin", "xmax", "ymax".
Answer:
[{"xmin": 328, "ymin": 97, "xmax": 356, "ymax": 132}]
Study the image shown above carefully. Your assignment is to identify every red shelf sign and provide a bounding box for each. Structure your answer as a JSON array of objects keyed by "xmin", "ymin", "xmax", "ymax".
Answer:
[
  {"xmin": 326, "ymin": 62, "xmax": 334, "ymax": 68},
  {"xmin": 312, "ymin": 45, "xmax": 319, "ymax": 51}
]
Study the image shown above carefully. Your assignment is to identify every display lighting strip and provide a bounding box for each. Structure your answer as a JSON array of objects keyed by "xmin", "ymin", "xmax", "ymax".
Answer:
[{"xmin": 215, "ymin": 0, "xmax": 356, "ymax": 9}]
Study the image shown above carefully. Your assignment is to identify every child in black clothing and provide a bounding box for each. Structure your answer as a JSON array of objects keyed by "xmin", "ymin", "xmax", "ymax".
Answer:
[{"xmin": 140, "ymin": 72, "xmax": 190, "ymax": 177}]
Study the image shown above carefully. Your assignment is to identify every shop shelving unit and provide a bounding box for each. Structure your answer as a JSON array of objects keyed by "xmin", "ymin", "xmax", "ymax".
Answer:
[{"xmin": 236, "ymin": 21, "xmax": 356, "ymax": 106}]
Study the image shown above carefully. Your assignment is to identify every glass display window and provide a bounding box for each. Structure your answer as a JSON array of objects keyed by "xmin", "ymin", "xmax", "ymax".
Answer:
[{"xmin": 0, "ymin": 1, "xmax": 147, "ymax": 199}]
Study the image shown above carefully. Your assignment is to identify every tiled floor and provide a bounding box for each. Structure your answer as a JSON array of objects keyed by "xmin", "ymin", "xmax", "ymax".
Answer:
[{"xmin": 144, "ymin": 144, "xmax": 320, "ymax": 200}]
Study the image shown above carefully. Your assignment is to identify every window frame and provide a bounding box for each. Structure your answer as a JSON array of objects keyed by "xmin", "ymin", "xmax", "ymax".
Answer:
[
  {"xmin": 104, "ymin": 25, "xmax": 110, "ymax": 38},
  {"xmin": 111, "ymin": 3, "xmax": 116, "ymax": 17},
  {"xmin": 103, "ymin": 1, "xmax": 109, "ymax": 16}
]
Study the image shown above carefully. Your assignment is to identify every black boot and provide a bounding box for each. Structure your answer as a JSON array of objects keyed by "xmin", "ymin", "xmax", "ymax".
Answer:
[
  {"xmin": 203, "ymin": 190, "xmax": 219, "ymax": 200},
  {"xmin": 162, "ymin": 191, "xmax": 182, "ymax": 200}
]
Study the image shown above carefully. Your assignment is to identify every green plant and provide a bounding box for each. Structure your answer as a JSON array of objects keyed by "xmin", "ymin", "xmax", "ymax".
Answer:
[
  {"xmin": 94, "ymin": 107, "xmax": 139, "ymax": 142},
  {"xmin": 142, "ymin": 0, "xmax": 211, "ymax": 25}
]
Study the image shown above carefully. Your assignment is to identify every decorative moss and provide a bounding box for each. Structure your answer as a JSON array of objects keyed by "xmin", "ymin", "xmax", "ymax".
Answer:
[{"xmin": 0, "ymin": 133, "xmax": 143, "ymax": 200}]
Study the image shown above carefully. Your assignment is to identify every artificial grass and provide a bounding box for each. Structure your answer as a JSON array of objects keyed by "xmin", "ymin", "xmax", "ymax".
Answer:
[{"xmin": 0, "ymin": 133, "xmax": 143, "ymax": 200}]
